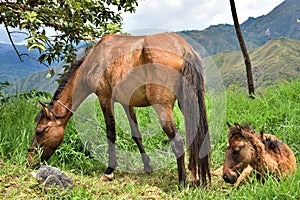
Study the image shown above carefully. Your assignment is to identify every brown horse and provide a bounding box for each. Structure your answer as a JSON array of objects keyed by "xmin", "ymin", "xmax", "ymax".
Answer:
[
  {"xmin": 221, "ymin": 122, "xmax": 296, "ymax": 186},
  {"xmin": 26, "ymin": 33, "xmax": 211, "ymax": 186}
]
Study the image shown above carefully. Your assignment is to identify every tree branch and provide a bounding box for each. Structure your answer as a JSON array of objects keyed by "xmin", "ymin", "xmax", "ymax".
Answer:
[
  {"xmin": 2, "ymin": 15, "xmax": 24, "ymax": 62},
  {"xmin": 19, "ymin": 53, "xmax": 49, "ymax": 68}
]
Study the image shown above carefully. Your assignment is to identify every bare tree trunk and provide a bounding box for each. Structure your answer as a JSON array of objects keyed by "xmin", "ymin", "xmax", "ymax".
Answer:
[{"xmin": 229, "ymin": 0, "xmax": 255, "ymax": 96}]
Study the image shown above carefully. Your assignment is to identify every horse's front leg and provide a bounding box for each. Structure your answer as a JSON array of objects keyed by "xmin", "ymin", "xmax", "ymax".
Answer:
[
  {"xmin": 100, "ymin": 104, "xmax": 117, "ymax": 181},
  {"xmin": 123, "ymin": 105, "xmax": 153, "ymax": 173},
  {"xmin": 235, "ymin": 165, "xmax": 253, "ymax": 187}
]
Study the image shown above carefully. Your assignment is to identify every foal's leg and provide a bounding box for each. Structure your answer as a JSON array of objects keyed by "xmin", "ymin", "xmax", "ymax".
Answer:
[
  {"xmin": 100, "ymin": 103, "xmax": 117, "ymax": 181},
  {"xmin": 123, "ymin": 105, "xmax": 153, "ymax": 173},
  {"xmin": 211, "ymin": 165, "xmax": 223, "ymax": 176},
  {"xmin": 154, "ymin": 105, "xmax": 186, "ymax": 185},
  {"xmin": 235, "ymin": 165, "xmax": 253, "ymax": 187}
]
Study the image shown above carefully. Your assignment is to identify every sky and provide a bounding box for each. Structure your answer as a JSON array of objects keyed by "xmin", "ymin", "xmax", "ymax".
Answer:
[
  {"xmin": 0, "ymin": 0, "xmax": 285, "ymax": 43},
  {"xmin": 122, "ymin": 0, "xmax": 285, "ymax": 33}
]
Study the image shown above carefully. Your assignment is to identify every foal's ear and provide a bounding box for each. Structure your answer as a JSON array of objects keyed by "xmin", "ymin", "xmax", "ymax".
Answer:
[
  {"xmin": 234, "ymin": 122, "xmax": 242, "ymax": 131},
  {"xmin": 259, "ymin": 126, "xmax": 265, "ymax": 135},
  {"xmin": 226, "ymin": 122, "xmax": 232, "ymax": 128},
  {"xmin": 39, "ymin": 101, "xmax": 55, "ymax": 121},
  {"xmin": 259, "ymin": 126, "xmax": 265, "ymax": 141}
]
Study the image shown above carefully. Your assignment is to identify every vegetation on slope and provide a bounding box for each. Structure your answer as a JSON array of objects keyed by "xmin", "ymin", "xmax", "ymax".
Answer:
[{"xmin": 204, "ymin": 38, "xmax": 300, "ymax": 91}]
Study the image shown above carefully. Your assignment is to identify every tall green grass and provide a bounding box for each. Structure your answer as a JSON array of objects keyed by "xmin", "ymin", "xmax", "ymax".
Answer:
[
  {"xmin": 0, "ymin": 79, "xmax": 299, "ymax": 199},
  {"xmin": 0, "ymin": 97, "xmax": 40, "ymax": 164}
]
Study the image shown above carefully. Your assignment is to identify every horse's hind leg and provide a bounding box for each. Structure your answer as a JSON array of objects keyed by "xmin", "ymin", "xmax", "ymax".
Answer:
[
  {"xmin": 100, "ymin": 103, "xmax": 117, "ymax": 181},
  {"xmin": 123, "ymin": 105, "xmax": 153, "ymax": 173},
  {"xmin": 154, "ymin": 104, "xmax": 186, "ymax": 185}
]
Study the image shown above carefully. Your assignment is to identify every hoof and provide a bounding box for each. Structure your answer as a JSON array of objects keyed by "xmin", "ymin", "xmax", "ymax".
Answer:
[
  {"xmin": 188, "ymin": 171, "xmax": 199, "ymax": 186},
  {"xmin": 143, "ymin": 165, "xmax": 153, "ymax": 174},
  {"xmin": 101, "ymin": 173, "xmax": 114, "ymax": 182},
  {"xmin": 29, "ymin": 172, "xmax": 37, "ymax": 179}
]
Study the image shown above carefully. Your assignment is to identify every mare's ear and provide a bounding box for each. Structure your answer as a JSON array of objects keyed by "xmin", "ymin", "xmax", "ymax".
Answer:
[
  {"xmin": 39, "ymin": 101, "xmax": 55, "ymax": 121},
  {"xmin": 39, "ymin": 101, "xmax": 46, "ymax": 108},
  {"xmin": 34, "ymin": 111, "xmax": 43, "ymax": 123}
]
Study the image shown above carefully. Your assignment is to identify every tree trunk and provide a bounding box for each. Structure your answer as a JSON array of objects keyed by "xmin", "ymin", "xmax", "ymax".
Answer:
[{"xmin": 229, "ymin": 0, "xmax": 255, "ymax": 96}]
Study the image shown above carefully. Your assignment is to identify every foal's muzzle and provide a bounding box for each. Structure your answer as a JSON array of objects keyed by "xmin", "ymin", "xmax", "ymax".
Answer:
[{"xmin": 223, "ymin": 173, "xmax": 237, "ymax": 184}]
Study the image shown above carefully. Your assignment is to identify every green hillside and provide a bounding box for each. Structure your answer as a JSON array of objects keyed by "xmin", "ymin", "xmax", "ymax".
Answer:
[{"xmin": 205, "ymin": 38, "xmax": 300, "ymax": 90}]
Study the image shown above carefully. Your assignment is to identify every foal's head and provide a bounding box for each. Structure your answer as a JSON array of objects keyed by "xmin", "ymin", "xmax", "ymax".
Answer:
[
  {"xmin": 222, "ymin": 122, "xmax": 256, "ymax": 184},
  {"xmin": 27, "ymin": 101, "xmax": 66, "ymax": 167}
]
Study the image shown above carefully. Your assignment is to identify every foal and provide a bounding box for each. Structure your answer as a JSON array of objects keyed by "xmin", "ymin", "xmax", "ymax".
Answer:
[{"xmin": 219, "ymin": 122, "xmax": 296, "ymax": 186}]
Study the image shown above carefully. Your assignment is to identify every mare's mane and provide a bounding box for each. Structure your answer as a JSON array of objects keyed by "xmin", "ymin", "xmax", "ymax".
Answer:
[
  {"xmin": 52, "ymin": 57, "xmax": 85, "ymax": 101},
  {"xmin": 34, "ymin": 57, "xmax": 85, "ymax": 123}
]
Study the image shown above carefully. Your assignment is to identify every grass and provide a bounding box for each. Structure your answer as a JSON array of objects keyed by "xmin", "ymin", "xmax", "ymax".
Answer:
[{"xmin": 0, "ymin": 79, "xmax": 299, "ymax": 199}]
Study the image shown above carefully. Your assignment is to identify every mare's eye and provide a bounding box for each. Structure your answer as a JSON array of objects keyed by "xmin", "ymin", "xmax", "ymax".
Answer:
[
  {"xmin": 36, "ymin": 130, "xmax": 44, "ymax": 136},
  {"xmin": 36, "ymin": 127, "xmax": 48, "ymax": 136}
]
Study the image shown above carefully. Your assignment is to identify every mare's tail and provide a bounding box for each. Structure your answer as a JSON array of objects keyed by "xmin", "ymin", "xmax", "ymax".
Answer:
[{"xmin": 179, "ymin": 50, "xmax": 211, "ymax": 186}]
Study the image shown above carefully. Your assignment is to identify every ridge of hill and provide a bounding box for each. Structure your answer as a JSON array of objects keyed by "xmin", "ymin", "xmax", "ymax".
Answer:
[{"xmin": 180, "ymin": 0, "xmax": 300, "ymax": 56}]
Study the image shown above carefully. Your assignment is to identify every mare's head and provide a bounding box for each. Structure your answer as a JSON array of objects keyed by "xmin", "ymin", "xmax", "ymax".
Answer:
[
  {"xmin": 27, "ymin": 101, "xmax": 66, "ymax": 168},
  {"xmin": 222, "ymin": 122, "xmax": 256, "ymax": 184}
]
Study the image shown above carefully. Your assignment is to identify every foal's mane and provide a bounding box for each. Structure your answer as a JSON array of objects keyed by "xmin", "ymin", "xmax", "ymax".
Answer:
[
  {"xmin": 52, "ymin": 57, "xmax": 85, "ymax": 101},
  {"xmin": 228, "ymin": 123, "xmax": 255, "ymax": 138},
  {"xmin": 261, "ymin": 133, "xmax": 283, "ymax": 153}
]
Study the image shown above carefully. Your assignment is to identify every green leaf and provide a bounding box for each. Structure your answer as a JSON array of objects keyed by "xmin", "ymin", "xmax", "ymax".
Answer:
[
  {"xmin": 46, "ymin": 69, "xmax": 55, "ymax": 78},
  {"xmin": 46, "ymin": 73, "xmax": 52, "ymax": 78},
  {"xmin": 28, "ymin": 43, "xmax": 46, "ymax": 52}
]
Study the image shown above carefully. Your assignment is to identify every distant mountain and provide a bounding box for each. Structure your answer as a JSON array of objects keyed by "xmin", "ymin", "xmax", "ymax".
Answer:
[
  {"xmin": 0, "ymin": 43, "xmax": 49, "ymax": 82},
  {"xmin": 8, "ymin": 48, "xmax": 86, "ymax": 95},
  {"xmin": 10, "ymin": 37, "xmax": 300, "ymax": 94},
  {"xmin": 204, "ymin": 38, "xmax": 300, "ymax": 90},
  {"xmin": 179, "ymin": 0, "xmax": 300, "ymax": 56},
  {"xmin": 7, "ymin": 65, "xmax": 62, "ymax": 95}
]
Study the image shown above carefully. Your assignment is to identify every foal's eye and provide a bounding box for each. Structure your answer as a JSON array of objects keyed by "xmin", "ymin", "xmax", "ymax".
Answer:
[{"xmin": 233, "ymin": 147, "xmax": 240, "ymax": 154}]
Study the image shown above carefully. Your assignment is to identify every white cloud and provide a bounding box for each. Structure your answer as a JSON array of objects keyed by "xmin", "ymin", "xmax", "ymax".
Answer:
[
  {"xmin": 0, "ymin": 0, "xmax": 285, "ymax": 44},
  {"xmin": 0, "ymin": 26, "xmax": 27, "ymax": 44},
  {"xmin": 122, "ymin": 0, "xmax": 285, "ymax": 33}
]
